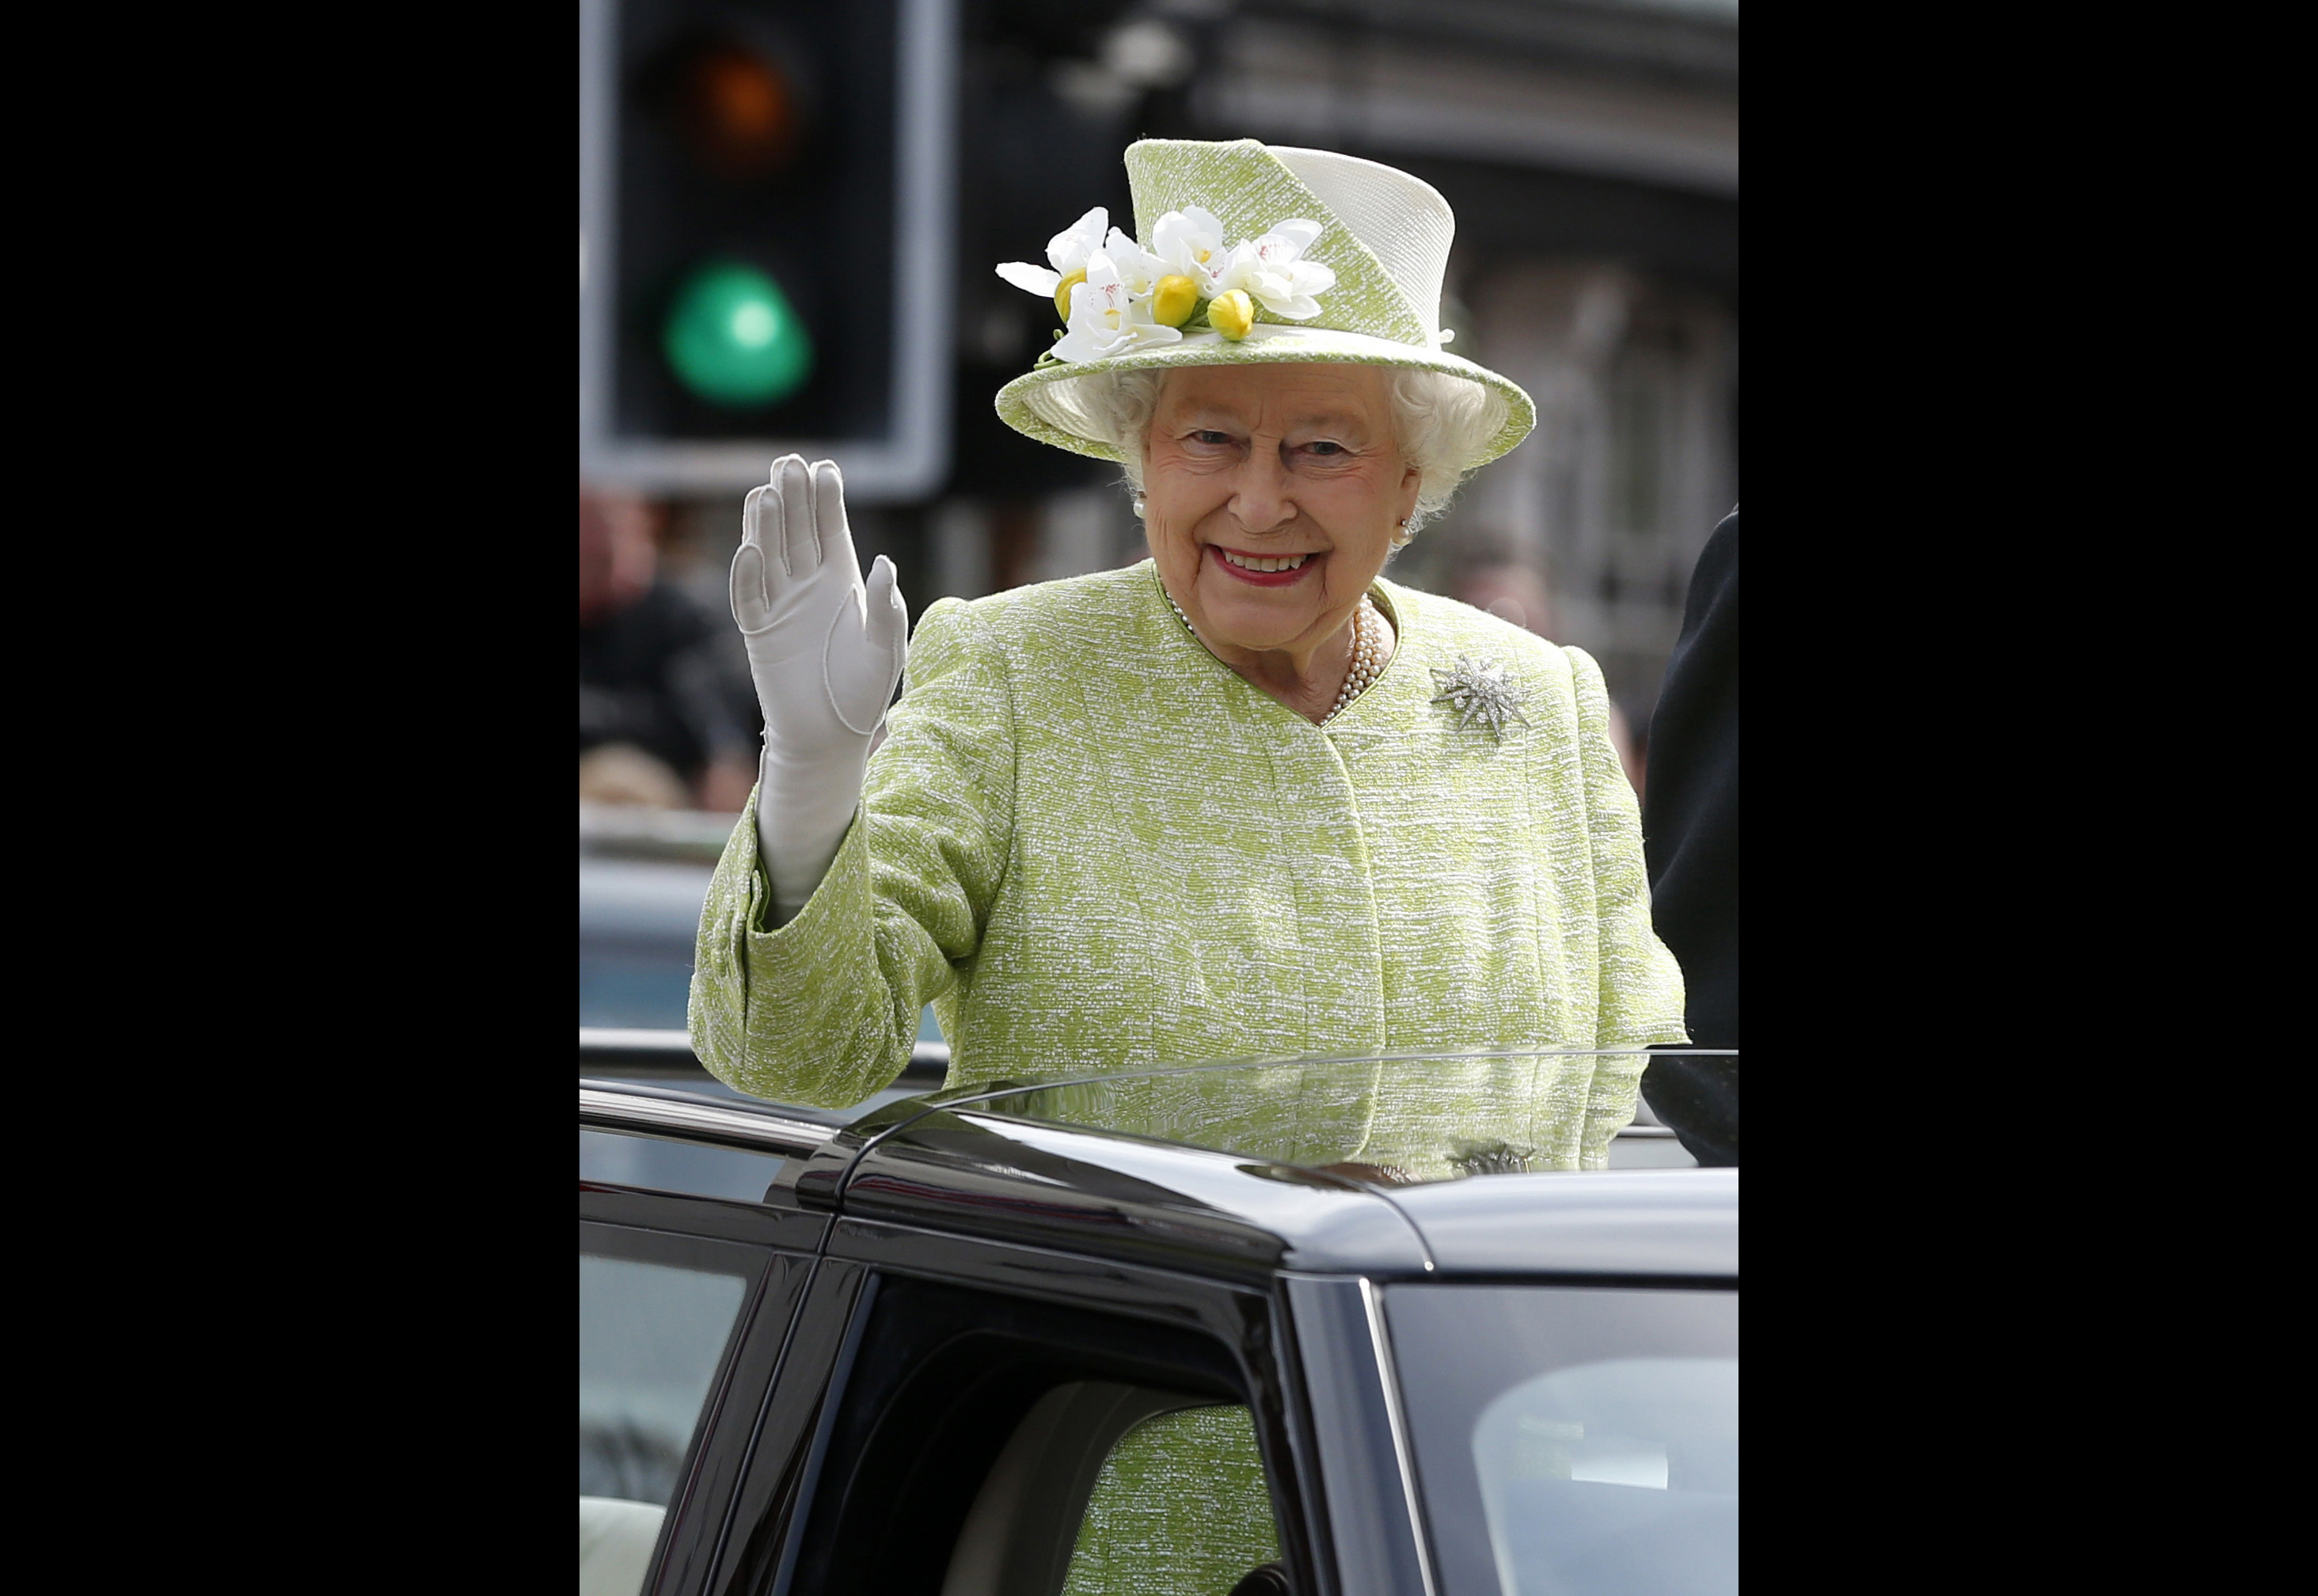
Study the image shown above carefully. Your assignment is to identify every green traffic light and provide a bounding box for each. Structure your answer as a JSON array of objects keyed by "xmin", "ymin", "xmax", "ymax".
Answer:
[{"xmin": 663, "ymin": 261, "xmax": 812, "ymax": 407}]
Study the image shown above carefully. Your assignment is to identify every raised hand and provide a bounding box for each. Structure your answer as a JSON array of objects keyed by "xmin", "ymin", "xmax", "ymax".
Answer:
[
  {"xmin": 731, "ymin": 455, "xmax": 910, "ymax": 917},
  {"xmin": 732, "ymin": 455, "xmax": 909, "ymax": 759}
]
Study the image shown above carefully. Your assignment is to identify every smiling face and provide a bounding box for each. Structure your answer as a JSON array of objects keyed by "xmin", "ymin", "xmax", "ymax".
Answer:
[{"xmin": 1142, "ymin": 363, "xmax": 1421, "ymax": 665}]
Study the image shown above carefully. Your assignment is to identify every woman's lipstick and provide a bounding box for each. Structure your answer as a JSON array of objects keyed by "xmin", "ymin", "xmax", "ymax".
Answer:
[{"xmin": 1207, "ymin": 545, "xmax": 1320, "ymax": 587}]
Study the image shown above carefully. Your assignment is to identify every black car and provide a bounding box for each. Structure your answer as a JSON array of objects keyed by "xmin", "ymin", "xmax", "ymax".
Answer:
[{"xmin": 580, "ymin": 1043, "xmax": 1738, "ymax": 1596}]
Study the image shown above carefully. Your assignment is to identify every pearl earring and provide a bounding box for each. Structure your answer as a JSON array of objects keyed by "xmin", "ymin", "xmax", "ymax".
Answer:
[{"xmin": 1133, "ymin": 495, "xmax": 1147, "ymax": 518}]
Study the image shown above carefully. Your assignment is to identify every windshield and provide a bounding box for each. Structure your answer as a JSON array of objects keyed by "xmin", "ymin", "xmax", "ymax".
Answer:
[
  {"xmin": 1385, "ymin": 1283, "xmax": 1737, "ymax": 1596},
  {"xmin": 929, "ymin": 1049, "xmax": 1735, "ymax": 1180}
]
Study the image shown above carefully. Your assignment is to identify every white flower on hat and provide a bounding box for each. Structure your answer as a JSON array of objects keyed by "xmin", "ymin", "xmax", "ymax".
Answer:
[
  {"xmin": 994, "ymin": 205, "xmax": 1112, "ymax": 298},
  {"xmin": 1150, "ymin": 207, "xmax": 1234, "ymax": 292},
  {"xmin": 1213, "ymin": 219, "xmax": 1337, "ymax": 321},
  {"xmin": 999, "ymin": 199, "xmax": 1338, "ymax": 359},
  {"xmin": 1100, "ymin": 226, "xmax": 1168, "ymax": 294},
  {"xmin": 1051, "ymin": 249, "xmax": 1184, "ymax": 362}
]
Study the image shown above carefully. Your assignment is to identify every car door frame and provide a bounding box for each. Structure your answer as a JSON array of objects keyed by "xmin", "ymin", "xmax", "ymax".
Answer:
[
  {"xmin": 701, "ymin": 1210, "xmax": 1347, "ymax": 1596},
  {"xmin": 581, "ymin": 1174, "xmax": 829, "ymax": 1596}
]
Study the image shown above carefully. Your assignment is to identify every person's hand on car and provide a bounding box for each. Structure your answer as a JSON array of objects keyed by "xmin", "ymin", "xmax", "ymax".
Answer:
[{"xmin": 732, "ymin": 454, "xmax": 909, "ymax": 918}]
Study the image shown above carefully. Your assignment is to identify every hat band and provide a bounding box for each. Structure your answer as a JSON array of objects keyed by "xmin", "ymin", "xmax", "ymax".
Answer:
[{"xmin": 1162, "ymin": 322, "xmax": 1450, "ymax": 359}]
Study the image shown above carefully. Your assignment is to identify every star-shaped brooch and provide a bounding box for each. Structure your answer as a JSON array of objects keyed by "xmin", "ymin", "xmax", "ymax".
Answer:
[{"xmin": 1430, "ymin": 656, "xmax": 1530, "ymax": 738}]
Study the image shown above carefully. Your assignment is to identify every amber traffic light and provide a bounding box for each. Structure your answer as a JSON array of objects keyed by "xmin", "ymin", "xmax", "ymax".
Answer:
[{"xmin": 668, "ymin": 38, "xmax": 800, "ymax": 180}]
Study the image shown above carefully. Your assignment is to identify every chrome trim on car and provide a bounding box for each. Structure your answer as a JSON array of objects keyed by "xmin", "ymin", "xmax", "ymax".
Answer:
[
  {"xmin": 1359, "ymin": 1276, "xmax": 1440, "ymax": 1596},
  {"xmin": 1285, "ymin": 1275, "xmax": 1441, "ymax": 1596},
  {"xmin": 580, "ymin": 1081, "xmax": 833, "ymax": 1160},
  {"xmin": 580, "ymin": 1027, "xmax": 702, "ymax": 1054}
]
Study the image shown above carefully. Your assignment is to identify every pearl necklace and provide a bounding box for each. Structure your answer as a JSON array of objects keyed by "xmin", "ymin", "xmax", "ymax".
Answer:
[
  {"xmin": 1331, "ymin": 598, "xmax": 1383, "ymax": 722},
  {"xmin": 1164, "ymin": 587, "xmax": 1385, "ymax": 726}
]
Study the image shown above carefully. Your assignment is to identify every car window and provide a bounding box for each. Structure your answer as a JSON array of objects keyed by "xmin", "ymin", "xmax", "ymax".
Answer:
[
  {"xmin": 940, "ymin": 1386, "xmax": 1286, "ymax": 1596},
  {"xmin": 1058, "ymin": 1404, "xmax": 1282, "ymax": 1596},
  {"xmin": 943, "ymin": 1048, "xmax": 1731, "ymax": 1178},
  {"xmin": 782, "ymin": 1271, "xmax": 1285, "ymax": 1596},
  {"xmin": 580, "ymin": 1229, "xmax": 762, "ymax": 1596},
  {"xmin": 1385, "ymin": 1285, "xmax": 1737, "ymax": 1596}
]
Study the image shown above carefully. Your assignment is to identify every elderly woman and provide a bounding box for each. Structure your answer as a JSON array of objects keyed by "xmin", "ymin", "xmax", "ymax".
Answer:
[{"xmin": 690, "ymin": 138, "xmax": 1685, "ymax": 1592}]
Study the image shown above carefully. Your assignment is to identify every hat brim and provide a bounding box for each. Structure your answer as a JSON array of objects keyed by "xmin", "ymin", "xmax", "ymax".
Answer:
[{"xmin": 994, "ymin": 322, "xmax": 1537, "ymax": 473}]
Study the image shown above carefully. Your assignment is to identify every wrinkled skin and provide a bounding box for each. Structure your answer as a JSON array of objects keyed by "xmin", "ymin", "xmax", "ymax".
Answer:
[{"xmin": 1142, "ymin": 364, "xmax": 1419, "ymax": 721}]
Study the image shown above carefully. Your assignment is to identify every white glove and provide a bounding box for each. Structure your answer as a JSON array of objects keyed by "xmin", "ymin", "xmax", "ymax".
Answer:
[{"xmin": 731, "ymin": 454, "xmax": 909, "ymax": 921}]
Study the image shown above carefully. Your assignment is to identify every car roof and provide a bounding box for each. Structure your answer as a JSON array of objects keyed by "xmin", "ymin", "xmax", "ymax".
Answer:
[
  {"xmin": 582, "ymin": 1077, "xmax": 1736, "ymax": 1283},
  {"xmin": 849, "ymin": 1104, "xmax": 1736, "ymax": 1282}
]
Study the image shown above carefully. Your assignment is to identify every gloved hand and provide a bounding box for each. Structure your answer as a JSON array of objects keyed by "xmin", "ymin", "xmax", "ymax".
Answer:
[{"xmin": 731, "ymin": 454, "xmax": 909, "ymax": 920}]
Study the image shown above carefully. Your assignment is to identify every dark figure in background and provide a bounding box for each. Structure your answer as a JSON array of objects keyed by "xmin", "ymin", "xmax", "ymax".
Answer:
[
  {"xmin": 1640, "ymin": 507, "xmax": 1738, "ymax": 1164},
  {"xmin": 580, "ymin": 484, "xmax": 760, "ymax": 811}
]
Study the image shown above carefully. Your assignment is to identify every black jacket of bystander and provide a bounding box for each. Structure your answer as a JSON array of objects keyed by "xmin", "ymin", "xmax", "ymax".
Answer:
[{"xmin": 1641, "ymin": 508, "xmax": 1738, "ymax": 1165}]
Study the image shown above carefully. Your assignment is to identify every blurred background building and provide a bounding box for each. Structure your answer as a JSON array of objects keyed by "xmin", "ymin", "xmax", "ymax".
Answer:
[{"xmin": 582, "ymin": 0, "xmax": 1737, "ymax": 799}]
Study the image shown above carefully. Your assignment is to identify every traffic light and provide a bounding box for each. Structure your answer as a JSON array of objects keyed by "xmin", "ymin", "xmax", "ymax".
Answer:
[{"xmin": 580, "ymin": 0, "xmax": 956, "ymax": 500}]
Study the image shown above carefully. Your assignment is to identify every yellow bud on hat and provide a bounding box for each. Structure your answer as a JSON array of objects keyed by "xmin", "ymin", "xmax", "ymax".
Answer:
[
  {"xmin": 1053, "ymin": 268, "xmax": 1086, "ymax": 324},
  {"xmin": 1151, "ymin": 274, "xmax": 1199, "ymax": 328},
  {"xmin": 1208, "ymin": 289, "xmax": 1254, "ymax": 340}
]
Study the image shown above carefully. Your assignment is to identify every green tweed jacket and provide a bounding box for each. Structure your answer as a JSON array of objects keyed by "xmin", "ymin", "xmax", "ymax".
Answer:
[{"xmin": 690, "ymin": 560, "xmax": 1686, "ymax": 1172}]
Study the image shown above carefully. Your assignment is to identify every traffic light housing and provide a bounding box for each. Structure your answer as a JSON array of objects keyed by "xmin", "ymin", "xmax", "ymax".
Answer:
[{"xmin": 580, "ymin": 0, "xmax": 956, "ymax": 500}]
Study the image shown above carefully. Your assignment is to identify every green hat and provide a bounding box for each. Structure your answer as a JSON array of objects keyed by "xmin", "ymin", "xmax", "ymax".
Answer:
[{"xmin": 993, "ymin": 139, "xmax": 1537, "ymax": 471}]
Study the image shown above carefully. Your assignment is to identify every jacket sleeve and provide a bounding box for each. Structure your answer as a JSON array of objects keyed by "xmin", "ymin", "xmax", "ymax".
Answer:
[
  {"xmin": 688, "ymin": 597, "xmax": 1016, "ymax": 1107},
  {"xmin": 1564, "ymin": 644, "xmax": 1691, "ymax": 1166}
]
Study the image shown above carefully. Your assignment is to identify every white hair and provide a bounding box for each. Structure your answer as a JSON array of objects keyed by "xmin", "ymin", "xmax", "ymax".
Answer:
[{"xmin": 1060, "ymin": 365, "xmax": 1508, "ymax": 548}]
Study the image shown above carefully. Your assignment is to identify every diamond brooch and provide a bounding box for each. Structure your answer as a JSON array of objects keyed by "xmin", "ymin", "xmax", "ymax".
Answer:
[{"xmin": 1430, "ymin": 656, "xmax": 1530, "ymax": 738}]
